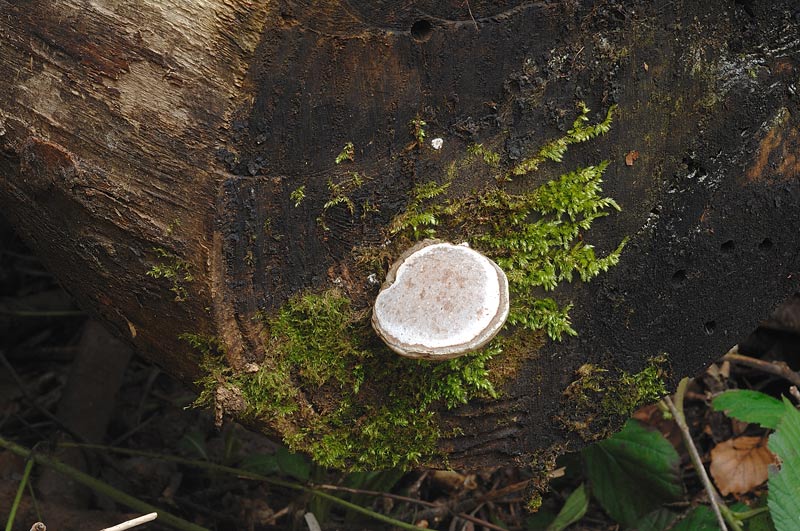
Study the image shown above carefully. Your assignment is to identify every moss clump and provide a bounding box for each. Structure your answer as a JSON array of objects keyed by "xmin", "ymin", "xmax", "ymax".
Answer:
[
  {"xmin": 317, "ymin": 172, "xmax": 370, "ymax": 231},
  {"xmin": 194, "ymin": 289, "xmax": 499, "ymax": 470},
  {"xmin": 385, "ymin": 112, "xmax": 627, "ymax": 341},
  {"xmin": 559, "ymin": 355, "xmax": 670, "ymax": 441},
  {"xmin": 603, "ymin": 353, "xmax": 669, "ymax": 417},
  {"xmin": 147, "ymin": 248, "xmax": 194, "ymax": 302},
  {"xmin": 509, "ymin": 102, "xmax": 615, "ymax": 177},
  {"xmin": 190, "ymin": 102, "xmax": 627, "ymax": 469},
  {"xmin": 180, "ymin": 333, "xmax": 229, "ymax": 409}
]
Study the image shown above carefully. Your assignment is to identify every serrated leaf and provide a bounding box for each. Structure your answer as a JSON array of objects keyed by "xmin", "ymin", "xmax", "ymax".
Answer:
[
  {"xmin": 712, "ymin": 390, "xmax": 785, "ymax": 429},
  {"xmin": 582, "ymin": 419, "xmax": 682, "ymax": 527},
  {"xmin": 277, "ymin": 447, "xmax": 311, "ymax": 481},
  {"xmin": 767, "ymin": 398, "xmax": 800, "ymax": 531},
  {"xmin": 238, "ymin": 453, "xmax": 279, "ymax": 476},
  {"xmin": 547, "ymin": 483, "xmax": 588, "ymax": 531}
]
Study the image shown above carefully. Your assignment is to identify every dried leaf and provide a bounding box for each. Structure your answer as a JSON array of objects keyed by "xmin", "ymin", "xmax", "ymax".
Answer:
[
  {"xmin": 710, "ymin": 436, "xmax": 776, "ymax": 495},
  {"xmin": 625, "ymin": 150, "xmax": 639, "ymax": 166}
]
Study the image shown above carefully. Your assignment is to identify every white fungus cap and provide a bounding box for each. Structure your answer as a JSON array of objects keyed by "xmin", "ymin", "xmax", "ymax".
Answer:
[{"xmin": 371, "ymin": 240, "xmax": 510, "ymax": 360}]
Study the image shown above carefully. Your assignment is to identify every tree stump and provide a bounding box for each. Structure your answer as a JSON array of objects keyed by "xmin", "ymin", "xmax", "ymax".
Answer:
[{"xmin": 1, "ymin": 0, "xmax": 799, "ymax": 470}]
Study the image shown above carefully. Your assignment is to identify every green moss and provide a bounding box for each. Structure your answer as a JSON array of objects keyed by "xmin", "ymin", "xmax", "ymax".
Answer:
[
  {"xmin": 188, "ymin": 289, "xmax": 499, "ymax": 470},
  {"xmin": 384, "ymin": 110, "xmax": 627, "ymax": 342},
  {"xmin": 467, "ymin": 143, "xmax": 501, "ymax": 166},
  {"xmin": 559, "ymin": 355, "xmax": 670, "ymax": 441},
  {"xmin": 525, "ymin": 445, "xmax": 568, "ymax": 513},
  {"xmin": 335, "ymin": 141, "xmax": 355, "ymax": 164},
  {"xmin": 261, "ymin": 290, "xmax": 369, "ymax": 389},
  {"xmin": 147, "ymin": 248, "xmax": 193, "ymax": 302},
  {"xmin": 317, "ymin": 172, "xmax": 370, "ymax": 230},
  {"xmin": 180, "ymin": 333, "xmax": 228, "ymax": 408},
  {"xmin": 602, "ymin": 353, "xmax": 668, "ymax": 417},
  {"xmin": 409, "ymin": 116, "xmax": 427, "ymax": 147},
  {"xmin": 189, "ymin": 102, "xmax": 627, "ymax": 469},
  {"xmin": 290, "ymin": 185, "xmax": 306, "ymax": 207},
  {"xmin": 509, "ymin": 103, "xmax": 615, "ymax": 177}
]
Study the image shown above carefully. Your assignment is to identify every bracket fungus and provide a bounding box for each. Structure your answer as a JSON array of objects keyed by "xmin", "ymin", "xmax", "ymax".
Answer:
[{"xmin": 372, "ymin": 240, "xmax": 510, "ymax": 360}]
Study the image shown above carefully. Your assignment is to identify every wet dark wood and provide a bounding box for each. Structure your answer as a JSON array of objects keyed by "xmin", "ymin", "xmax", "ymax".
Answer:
[{"xmin": 1, "ymin": 0, "xmax": 799, "ymax": 467}]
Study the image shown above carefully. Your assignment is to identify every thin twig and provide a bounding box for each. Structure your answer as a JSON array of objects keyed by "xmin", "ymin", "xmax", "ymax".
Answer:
[
  {"xmin": 100, "ymin": 513, "xmax": 157, "ymax": 531},
  {"xmin": 663, "ymin": 380, "xmax": 728, "ymax": 531},
  {"xmin": 464, "ymin": 0, "xmax": 479, "ymax": 30},
  {"xmin": 722, "ymin": 345, "xmax": 800, "ymax": 387}
]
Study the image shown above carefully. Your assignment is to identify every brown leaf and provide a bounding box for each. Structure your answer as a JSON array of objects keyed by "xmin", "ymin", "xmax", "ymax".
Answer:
[
  {"xmin": 710, "ymin": 436, "xmax": 776, "ymax": 495},
  {"xmin": 625, "ymin": 150, "xmax": 639, "ymax": 166}
]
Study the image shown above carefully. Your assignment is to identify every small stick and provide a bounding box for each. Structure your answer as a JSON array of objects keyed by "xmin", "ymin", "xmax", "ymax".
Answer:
[
  {"xmin": 100, "ymin": 513, "xmax": 157, "ymax": 531},
  {"xmin": 722, "ymin": 345, "xmax": 800, "ymax": 387},
  {"xmin": 663, "ymin": 382, "xmax": 729, "ymax": 531},
  {"xmin": 464, "ymin": 0, "xmax": 479, "ymax": 30}
]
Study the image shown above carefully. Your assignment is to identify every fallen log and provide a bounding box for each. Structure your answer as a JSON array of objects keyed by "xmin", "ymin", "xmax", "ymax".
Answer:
[{"xmin": 1, "ymin": 0, "xmax": 799, "ymax": 471}]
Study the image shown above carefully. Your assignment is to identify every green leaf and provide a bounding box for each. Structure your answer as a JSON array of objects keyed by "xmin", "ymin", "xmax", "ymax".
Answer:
[
  {"xmin": 670, "ymin": 506, "xmax": 719, "ymax": 531},
  {"xmin": 238, "ymin": 453, "xmax": 279, "ymax": 476},
  {"xmin": 712, "ymin": 390, "xmax": 785, "ymax": 429},
  {"xmin": 634, "ymin": 508, "xmax": 679, "ymax": 531},
  {"xmin": 582, "ymin": 419, "xmax": 682, "ymax": 527},
  {"xmin": 547, "ymin": 484, "xmax": 589, "ymax": 531},
  {"xmin": 767, "ymin": 398, "xmax": 800, "ymax": 531},
  {"xmin": 277, "ymin": 447, "xmax": 311, "ymax": 482}
]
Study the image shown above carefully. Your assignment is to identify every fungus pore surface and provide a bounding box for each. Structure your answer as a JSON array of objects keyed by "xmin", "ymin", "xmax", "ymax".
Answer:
[{"xmin": 372, "ymin": 240, "xmax": 510, "ymax": 359}]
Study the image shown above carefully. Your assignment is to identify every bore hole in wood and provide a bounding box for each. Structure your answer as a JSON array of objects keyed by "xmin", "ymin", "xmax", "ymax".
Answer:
[
  {"xmin": 671, "ymin": 269, "xmax": 687, "ymax": 286},
  {"xmin": 720, "ymin": 240, "xmax": 735, "ymax": 253},
  {"xmin": 410, "ymin": 20, "xmax": 433, "ymax": 42},
  {"xmin": 759, "ymin": 238, "xmax": 773, "ymax": 251}
]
